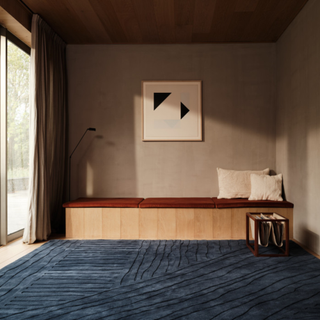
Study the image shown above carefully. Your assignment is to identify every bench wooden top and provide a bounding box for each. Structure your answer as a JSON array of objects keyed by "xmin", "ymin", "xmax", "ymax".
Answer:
[
  {"xmin": 63, "ymin": 198, "xmax": 144, "ymax": 208},
  {"xmin": 139, "ymin": 197, "xmax": 216, "ymax": 208},
  {"xmin": 213, "ymin": 197, "xmax": 294, "ymax": 208},
  {"xmin": 63, "ymin": 197, "xmax": 293, "ymax": 209}
]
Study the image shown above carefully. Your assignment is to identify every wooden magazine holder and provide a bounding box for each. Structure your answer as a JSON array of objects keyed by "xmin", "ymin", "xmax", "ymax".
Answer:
[{"xmin": 246, "ymin": 212, "xmax": 289, "ymax": 257}]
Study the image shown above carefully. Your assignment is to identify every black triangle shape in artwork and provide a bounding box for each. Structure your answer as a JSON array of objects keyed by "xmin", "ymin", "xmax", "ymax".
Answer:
[
  {"xmin": 154, "ymin": 92, "xmax": 171, "ymax": 110},
  {"xmin": 180, "ymin": 102, "xmax": 189, "ymax": 119}
]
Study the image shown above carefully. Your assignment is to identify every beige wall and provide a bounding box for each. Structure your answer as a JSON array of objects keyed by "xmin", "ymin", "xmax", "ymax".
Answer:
[
  {"xmin": 276, "ymin": 0, "xmax": 320, "ymax": 254},
  {"xmin": 67, "ymin": 44, "xmax": 276, "ymax": 199}
]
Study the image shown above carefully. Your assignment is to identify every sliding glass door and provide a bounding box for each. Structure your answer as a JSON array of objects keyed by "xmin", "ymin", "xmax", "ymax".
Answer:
[
  {"xmin": 7, "ymin": 36, "xmax": 30, "ymax": 240},
  {"xmin": 0, "ymin": 28, "xmax": 30, "ymax": 245}
]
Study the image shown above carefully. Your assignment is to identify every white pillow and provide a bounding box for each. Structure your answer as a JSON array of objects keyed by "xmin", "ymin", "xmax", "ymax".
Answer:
[
  {"xmin": 249, "ymin": 173, "xmax": 283, "ymax": 201},
  {"xmin": 217, "ymin": 168, "xmax": 269, "ymax": 199}
]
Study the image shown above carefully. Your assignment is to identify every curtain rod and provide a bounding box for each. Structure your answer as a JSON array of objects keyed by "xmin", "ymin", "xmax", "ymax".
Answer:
[{"xmin": 19, "ymin": 0, "xmax": 34, "ymax": 15}]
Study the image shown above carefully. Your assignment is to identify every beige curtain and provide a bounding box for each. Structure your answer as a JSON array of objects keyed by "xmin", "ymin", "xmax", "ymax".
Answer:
[{"xmin": 23, "ymin": 14, "xmax": 67, "ymax": 244}]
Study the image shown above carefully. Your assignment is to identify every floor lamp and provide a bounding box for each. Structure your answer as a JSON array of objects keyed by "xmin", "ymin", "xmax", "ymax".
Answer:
[{"xmin": 69, "ymin": 127, "xmax": 96, "ymax": 201}]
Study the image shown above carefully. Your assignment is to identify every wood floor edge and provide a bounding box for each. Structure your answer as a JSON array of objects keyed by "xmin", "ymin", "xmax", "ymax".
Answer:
[{"xmin": 0, "ymin": 237, "xmax": 46, "ymax": 269}]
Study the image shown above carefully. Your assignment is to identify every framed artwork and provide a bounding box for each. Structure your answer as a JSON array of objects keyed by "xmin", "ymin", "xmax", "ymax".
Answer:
[{"xmin": 142, "ymin": 81, "xmax": 202, "ymax": 141}]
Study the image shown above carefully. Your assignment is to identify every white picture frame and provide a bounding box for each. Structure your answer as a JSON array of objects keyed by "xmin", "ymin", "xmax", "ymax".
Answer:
[{"xmin": 142, "ymin": 81, "xmax": 202, "ymax": 141}]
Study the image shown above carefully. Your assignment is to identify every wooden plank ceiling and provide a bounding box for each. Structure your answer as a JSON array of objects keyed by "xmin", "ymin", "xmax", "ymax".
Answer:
[{"xmin": 22, "ymin": 0, "xmax": 308, "ymax": 44}]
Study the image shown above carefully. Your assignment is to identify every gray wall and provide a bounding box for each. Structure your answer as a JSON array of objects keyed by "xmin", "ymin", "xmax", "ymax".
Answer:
[
  {"xmin": 67, "ymin": 44, "xmax": 276, "ymax": 200},
  {"xmin": 276, "ymin": 0, "xmax": 320, "ymax": 254}
]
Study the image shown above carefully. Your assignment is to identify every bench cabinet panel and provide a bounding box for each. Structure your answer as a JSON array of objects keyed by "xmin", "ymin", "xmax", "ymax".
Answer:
[{"xmin": 65, "ymin": 207, "xmax": 293, "ymax": 240}]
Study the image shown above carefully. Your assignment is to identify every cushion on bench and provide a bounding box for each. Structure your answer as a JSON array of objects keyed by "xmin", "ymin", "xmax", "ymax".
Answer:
[
  {"xmin": 63, "ymin": 198, "xmax": 144, "ymax": 208},
  {"xmin": 212, "ymin": 197, "xmax": 294, "ymax": 208},
  {"xmin": 139, "ymin": 198, "xmax": 215, "ymax": 208}
]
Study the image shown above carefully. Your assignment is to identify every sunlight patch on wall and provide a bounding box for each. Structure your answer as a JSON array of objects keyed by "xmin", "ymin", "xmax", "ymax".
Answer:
[{"xmin": 86, "ymin": 161, "xmax": 93, "ymax": 196}]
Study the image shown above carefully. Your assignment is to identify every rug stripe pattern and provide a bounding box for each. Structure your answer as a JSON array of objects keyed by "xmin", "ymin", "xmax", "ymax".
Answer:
[{"xmin": 0, "ymin": 240, "xmax": 319, "ymax": 319}]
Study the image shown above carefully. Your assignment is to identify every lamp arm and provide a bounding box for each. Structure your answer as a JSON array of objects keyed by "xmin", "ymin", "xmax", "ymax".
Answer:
[
  {"xmin": 68, "ymin": 128, "xmax": 91, "ymax": 201},
  {"xmin": 69, "ymin": 129, "xmax": 89, "ymax": 160}
]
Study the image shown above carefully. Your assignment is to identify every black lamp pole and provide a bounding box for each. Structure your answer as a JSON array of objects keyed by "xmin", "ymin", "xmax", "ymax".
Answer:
[{"xmin": 69, "ymin": 127, "xmax": 96, "ymax": 201}]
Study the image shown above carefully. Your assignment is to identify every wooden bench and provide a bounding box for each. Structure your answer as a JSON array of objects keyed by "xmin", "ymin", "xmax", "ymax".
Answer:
[{"xmin": 64, "ymin": 197, "xmax": 293, "ymax": 240}]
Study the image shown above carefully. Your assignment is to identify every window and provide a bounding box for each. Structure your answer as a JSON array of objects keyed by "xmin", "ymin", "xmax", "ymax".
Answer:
[{"xmin": 0, "ymin": 29, "xmax": 30, "ymax": 244}]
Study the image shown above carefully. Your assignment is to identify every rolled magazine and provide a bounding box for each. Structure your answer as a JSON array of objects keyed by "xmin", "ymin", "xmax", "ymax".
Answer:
[{"xmin": 269, "ymin": 213, "xmax": 285, "ymax": 247}]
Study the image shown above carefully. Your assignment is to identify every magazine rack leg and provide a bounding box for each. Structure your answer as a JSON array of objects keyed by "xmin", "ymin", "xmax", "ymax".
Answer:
[
  {"xmin": 285, "ymin": 220, "xmax": 290, "ymax": 256},
  {"xmin": 246, "ymin": 215, "xmax": 259, "ymax": 256}
]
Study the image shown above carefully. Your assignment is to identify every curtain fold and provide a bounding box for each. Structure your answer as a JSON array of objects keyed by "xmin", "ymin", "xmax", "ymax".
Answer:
[{"xmin": 23, "ymin": 14, "xmax": 67, "ymax": 244}]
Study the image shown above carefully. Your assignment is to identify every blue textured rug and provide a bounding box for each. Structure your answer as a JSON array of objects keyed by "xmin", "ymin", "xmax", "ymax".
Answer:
[{"xmin": 0, "ymin": 240, "xmax": 319, "ymax": 319}]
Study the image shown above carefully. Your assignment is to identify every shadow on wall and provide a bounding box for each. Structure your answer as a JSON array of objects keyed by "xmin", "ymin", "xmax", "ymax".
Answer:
[
  {"xmin": 75, "ymin": 135, "xmax": 103, "ymax": 199},
  {"xmin": 276, "ymin": 0, "xmax": 320, "ymax": 254},
  {"xmin": 69, "ymin": 134, "xmax": 96, "ymax": 200},
  {"xmin": 300, "ymin": 227, "xmax": 320, "ymax": 255},
  {"xmin": 68, "ymin": 44, "xmax": 276, "ymax": 199},
  {"xmin": 284, "ymin": 97, "xmax": 319, "ymax": 253}
]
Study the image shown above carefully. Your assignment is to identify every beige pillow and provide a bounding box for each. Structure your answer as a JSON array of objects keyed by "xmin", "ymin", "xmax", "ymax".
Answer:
[
  {"xmin": 249, "ymin": 173, "xmax": 283, "ymax": 201},
  {"xmin": 217, "ymin": 168, "xmax": 269, "ymax": 199}
]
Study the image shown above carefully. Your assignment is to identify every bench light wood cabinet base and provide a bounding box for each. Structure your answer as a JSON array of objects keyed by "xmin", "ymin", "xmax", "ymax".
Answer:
[{"xmin": 66, "ymin": 207, "xmax": 293, "ymax": 240}]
